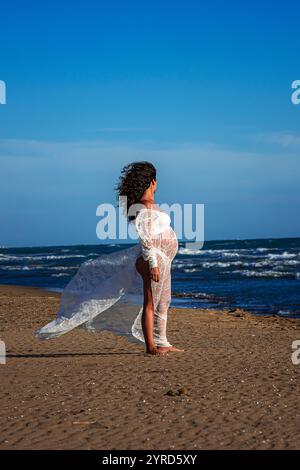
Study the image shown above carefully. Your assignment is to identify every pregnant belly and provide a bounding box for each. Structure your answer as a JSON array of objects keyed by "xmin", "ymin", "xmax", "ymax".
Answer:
[{"xmin": 157, "ymin": 228, "xmax": 178, "ymax": 261}]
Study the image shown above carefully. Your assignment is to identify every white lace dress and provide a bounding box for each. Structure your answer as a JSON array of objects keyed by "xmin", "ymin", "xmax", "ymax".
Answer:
[{"xmin": 35, "ymin": 207, "xmax": 178, "ymax": 347}]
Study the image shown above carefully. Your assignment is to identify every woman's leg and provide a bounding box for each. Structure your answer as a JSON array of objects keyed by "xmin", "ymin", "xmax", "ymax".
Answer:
[
  {"xmin": 155, "ymin": 262, "xmax": 185, "ymax": 353},
  {"xmin": 153, "ymin": 262, "xmax": 172, "ymax": 347},
  {"xmin": 135, "ymin": 256, "xmax": 168, "ymax": 356}
]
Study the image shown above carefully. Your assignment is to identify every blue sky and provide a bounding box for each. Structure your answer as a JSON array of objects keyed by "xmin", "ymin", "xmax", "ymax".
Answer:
[{"xmin": 0, "ymin": 0, "xmax": 300, "ymax": 246}]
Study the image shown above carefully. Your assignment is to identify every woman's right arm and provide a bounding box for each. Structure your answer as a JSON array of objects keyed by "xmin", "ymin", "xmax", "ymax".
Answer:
[{"xmin": 135, "ymin": 209, "xmax": 160, "ymax": 282}]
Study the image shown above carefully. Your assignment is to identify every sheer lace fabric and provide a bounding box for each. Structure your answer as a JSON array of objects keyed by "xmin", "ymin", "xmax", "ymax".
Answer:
[
  {"xmin": 132, "ymin": 208, "xmax": 178, "ymax": 346},
  {"xmin": 35, "ymin": 208, "xmax": 178, "ymax": 347}
]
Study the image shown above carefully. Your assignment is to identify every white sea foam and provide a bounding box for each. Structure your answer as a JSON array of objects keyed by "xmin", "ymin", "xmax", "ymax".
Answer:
[
  {"xmin": 231, "ymin": 269, "xmax": 292, "ymax": 278},
  {"xmin": 267, "ymin": 252, "xmax": 296, "ymax": 260},
  {"xmin": 202, "ymin": 261, "xmax": 235, "ymax": 268},
  {"xmin": 0, "ymin": 253, "xmax": 86, "ymax": 262},
  {"xmin": 283, "ymin": 260, "xmax": 300, "ymax": 266},
  {"xmin": 51, "ymin": 273, "xmax": 70, "ymax": 277},
  {"xmin": 222, "ymin": 252, "xmax": 242, "ymax": 258},
  {"xmin": 0, "ymin": 265, "xmax": 32, "ymax": 271},
  {"xmin": 173, "ymin": 263, "xmax": 197, "ymax": 271},
  {"xmin": 0, "ymin": 254, "xmax": 20, "ymax": 261},
  {"xmin": 178, "ymin": 247, "xmax": 255, "ymax": 257},
  {"xmin": 0, "ymin": 264, "xmax": 78, "ymax": 271},
  {"xmin": 47, "ymin": 266, "xmax": 78, "ymax": 271},
  {"xmin": 178, "ymin": 248, "xmax": 205, "ymax": 255},
  {"xmin": 39, "ymin": 254, "xmax": 86, "ymax": 260},
  {"xmin": 277, "ymin": 310, "xmax": 292, "ymax": 316}
]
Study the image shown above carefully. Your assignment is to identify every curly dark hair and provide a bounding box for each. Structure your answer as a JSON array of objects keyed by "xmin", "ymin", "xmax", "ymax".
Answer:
[{"xmin": 116, "ymin": 161, "xmax": 157, "ymax": 221}]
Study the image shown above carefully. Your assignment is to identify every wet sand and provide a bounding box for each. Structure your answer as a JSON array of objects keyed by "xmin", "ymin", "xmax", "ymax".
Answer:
[{"xmin": 0, "ymin": 284, "xmax": 300, "ymax": 450}]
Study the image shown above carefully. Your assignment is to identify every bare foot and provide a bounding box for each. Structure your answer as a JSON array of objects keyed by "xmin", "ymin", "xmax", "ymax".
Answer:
[
  {"xmin": 157, "ymin": 346, "xmax": 185, "ymax": 352},
  {"xmin": 146, "ymin": 347, "xmax": 168, "ymax": 356}
]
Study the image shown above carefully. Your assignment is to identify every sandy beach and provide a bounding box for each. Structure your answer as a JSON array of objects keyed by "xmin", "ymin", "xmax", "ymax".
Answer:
[{"xmin": 0, "ymin": 284, "xmax": 300, "ymax": 450}]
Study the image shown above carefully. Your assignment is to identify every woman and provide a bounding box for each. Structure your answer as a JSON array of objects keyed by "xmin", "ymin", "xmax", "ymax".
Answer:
[
  {"xmin": 36, "ymin": 161, "xmax": 183, "ymax": 355},
  {"xmin": 117, "ymin": 161, "xmax": 184, "ymax": 355}
]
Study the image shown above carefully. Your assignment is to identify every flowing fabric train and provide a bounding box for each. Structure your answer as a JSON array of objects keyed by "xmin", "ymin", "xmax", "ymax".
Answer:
[{"xmin": 35, "ymin": 208, "xmax": 178, "ymax": 347}]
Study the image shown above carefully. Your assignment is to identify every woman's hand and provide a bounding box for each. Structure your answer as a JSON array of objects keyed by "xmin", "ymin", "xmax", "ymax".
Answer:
[{"xmin": 150, "ymin": 266, "xmax": 160, "ymax": 282}]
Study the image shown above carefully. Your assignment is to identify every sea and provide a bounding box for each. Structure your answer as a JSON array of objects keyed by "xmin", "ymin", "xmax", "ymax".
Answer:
[{"xmin": 0, "ymin": 237, "xmax": 300, "ymax": 318}]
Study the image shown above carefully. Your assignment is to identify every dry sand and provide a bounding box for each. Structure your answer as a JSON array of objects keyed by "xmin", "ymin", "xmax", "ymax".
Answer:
[{"xmin": 0, "ymin": 284, "xmax": 300, "ymax": 450}]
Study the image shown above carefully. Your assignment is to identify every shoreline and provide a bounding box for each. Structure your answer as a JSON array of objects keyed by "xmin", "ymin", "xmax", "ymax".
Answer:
[
  {"xmin": 1, "ymin": 282, "xmax": 297, "ymax": 321},
  {"xmin": 0, "ymin": 284, "xmax": 300, "ymax": 449}
]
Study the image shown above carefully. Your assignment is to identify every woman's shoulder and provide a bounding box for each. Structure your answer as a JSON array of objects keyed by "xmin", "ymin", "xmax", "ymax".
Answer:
[
  {"xmin": 135, "ymin": 205, "xmax": 159, "ymax": 218},
  {"xmin": 134, "ymin": 203, "xmax": 163, "ymax": 223},
  {"xmin": 136, "ymin": 203, "xmax": 163, "ymax": 215}
]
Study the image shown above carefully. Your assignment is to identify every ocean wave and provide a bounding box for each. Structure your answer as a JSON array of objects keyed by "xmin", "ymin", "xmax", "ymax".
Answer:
[
  {"xmin": 0, "ymin": 265, "xmax": 32, "ymax": 271},
  {"xmin": 47, "ymin": 265, "xmax": 79, "ymax": 271},
  {"xmin": 35, "ymin": 254, "xmax": 86, "ymax": 260},
  {"xmin": 175, "ymin": 259, "xmax": 300, "ymax": 271},
  {"xmin": 173, "ymin": 261, "xmax": 198, "ymax": 269},
  {"xmin": 178, "ymin": 247, "xmax": 251, "ymax": 256},
  {"xmin": 178, "ymin": 248, "xmax": 205, "ymax": 255},
  {"xmin": 202, "ymin": 261, "xmax": 243, "ymax": 268},
  {"xmin": 0, "ymin": 254, "xmax": 20, "ymax": 261},
  {"xmin": 0, "ymin": 264, "xmax": 78, "ymax": 272},
  {"xmin": 282, "ymin": 259, "xmax": 300, "ymax": 266},
  {"xmin": 222, "ymin": 252, "xmax": 242, "ymax": 258},
  {"xmin": 177, "ymin": 247, "xmax": 278, "ymax": 258},
  {"xmin": 0, "ymin": 254, "xmax": 86, "ymax": 262},
  {"xmin": 244, "ymin": 259, "xmax": 300, "ymax": 268},
  {"xmin": 51, "ymin": 273, "xmax": 70, "ymax": 277},
  {"xmin": 230, "ymin": 269, "xmax": 294, "ymax": 278},
  {"xmin": 267, "ymin": 252, "xmax": 296, "ymax": 260},
  {"xmin": 173, "ymin": 291, "xmax": 227, "ymax": 302},
  {"xmin": 277, "ymin": 310, "xmax": 295, "ymax": 316}
]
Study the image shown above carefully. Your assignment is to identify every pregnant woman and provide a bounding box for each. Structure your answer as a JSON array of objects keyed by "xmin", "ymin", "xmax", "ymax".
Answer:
[{"xmin": 36, "ymin": 161, "xmax": 184, "ymax": 355}]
